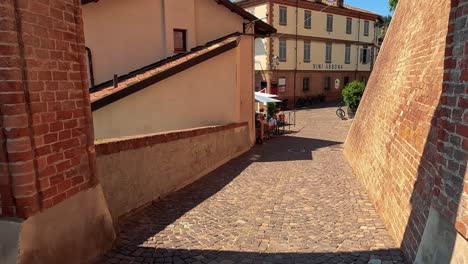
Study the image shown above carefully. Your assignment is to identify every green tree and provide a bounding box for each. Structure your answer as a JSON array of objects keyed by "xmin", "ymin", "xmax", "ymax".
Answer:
[
  {"xmin": 389, "ymin": 0, "xmax": 398, "ymax": 12},
  {"xmin": 383, "ymin": 15, "xmax": 392, "ymax": 28},
  {"xmin": 342, "ymin": 81, "xmax": 365, "ymax": 111}
]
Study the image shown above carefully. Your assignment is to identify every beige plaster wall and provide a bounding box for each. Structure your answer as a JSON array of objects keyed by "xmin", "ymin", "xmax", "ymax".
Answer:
[
  {"xmin": 247, "ymin": 4, "xmax": 269, "ymax": 71},
  {"xmin": 95, "ymin": 125, "xmax": 251, "ymax": 223},
  {"xmin": 195, "ymin": 0, "xmax": 244, "ymax": 45},
  {"xmin": 83, "ymin": 0, "xmax": 248, "ymax": 86},
  {"xmin": 237, "ymin": 35, "xmax": 256, "ymax": 144},
  {"xmin": 272, "ymin": 4, "xmax": 376, "ymax": 42},
  {"xmin": 82, "ymin": 0, "xmax": 165, "ymax": 84},
  {"xmin": 164, "ymin": 0, "xmax": 197, "ymax": 56},
  {"xmin": 16, "ymin": 185, "xmax": 115, "ymax": 264},
  {"xmin": 273, "ymin": 38, "xmax": 372, "ymax": 72},
  {"xmin": 93, "ymin": 49, "xmax": 239, "ymax": 140}
]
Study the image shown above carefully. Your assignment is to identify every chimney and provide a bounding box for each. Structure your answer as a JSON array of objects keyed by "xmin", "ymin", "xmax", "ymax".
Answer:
[{"xmin": 337, "ymin": 0, "xmax": 344, "ymax": 7}]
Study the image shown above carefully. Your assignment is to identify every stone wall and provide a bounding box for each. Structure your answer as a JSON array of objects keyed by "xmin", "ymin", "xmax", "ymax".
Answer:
[
  {"xmin": 95, "ymin": 123, "xmax": 252, "ymax": 224},
  {"xmin": 344, "ymin": 0, "xmax": 468, "ymax": 263}
]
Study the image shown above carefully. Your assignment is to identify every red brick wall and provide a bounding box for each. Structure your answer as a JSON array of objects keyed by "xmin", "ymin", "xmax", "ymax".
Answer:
[
  {"xmin": 344, "ymin": 0, "xmax": 467, "ymax": 262},
  {"xmin": 443, "ymin": 0, "xmax": 468, "ymax": 239},
  {"xmin": 0, "ymin": 0, "xmax": 96, "ymax": 219}
]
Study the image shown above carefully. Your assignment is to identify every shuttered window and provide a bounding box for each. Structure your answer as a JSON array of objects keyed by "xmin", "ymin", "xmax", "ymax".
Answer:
[
  {"xmin": 360, "ymin": 46, "xmax": 371, "ymax": 64},
  {"xmin": 326, "ymin": 15, "xmax": 333, "ymax": 32},
  {"xmin": 279, "ymin": 39, "xmax": 287, "ymax": 61},
  {"xmin": 325, "ymin": 43, "xmax": 332, "ymax": 63},
  {"xmin": 324, "ymin": 77, "xmax": 331, "ymax": 90},
  {"xmin": 364, "ymin": 21, "xmax": 370, "ymax": 36},
  {"xmin": 346, "ymin": 18, "xmax": 352, "ymax": 34},
  {"xmin": 345, "ymin": 44, "xmax": 351, "ymax": 64},
  {"xmin": 303, "ymin": 77, "xmax": 310, "ymax": 92},
  {"xmin": 174, "ymin": 29, "xmax": 187, "ymax": 52},
  {"xmin": 304, "ymin": 10, "xmax": 311, "ymax": 29},
  {"xmin": 304, "ymin": 41, "xmax": 311, "ymax": 62},
  {"xmin": 279, "ymin": 6, "xmax": 287, "ymax": 25}
]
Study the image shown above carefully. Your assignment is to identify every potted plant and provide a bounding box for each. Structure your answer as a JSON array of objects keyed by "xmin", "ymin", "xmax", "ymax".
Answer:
[
  {"xmin": 267, "ymin": 102, "xmax": 277, "ymax": 118},
  {"xmin": 342, "ymin": 81, "xmax": 365, "ymax": 118}
]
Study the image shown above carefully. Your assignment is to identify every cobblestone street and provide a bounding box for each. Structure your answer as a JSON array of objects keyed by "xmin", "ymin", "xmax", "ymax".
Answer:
[{"xmin": 99, "ymin": 106, "xmax": 405, "ymax": 264}]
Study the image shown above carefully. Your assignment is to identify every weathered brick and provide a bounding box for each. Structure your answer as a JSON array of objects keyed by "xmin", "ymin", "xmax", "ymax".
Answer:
[{"xmin": 343, "ymin": 0, "xmax": 468, "ymax": 261}]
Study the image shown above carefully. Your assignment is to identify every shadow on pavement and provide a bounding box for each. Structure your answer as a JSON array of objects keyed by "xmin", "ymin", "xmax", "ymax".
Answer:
[{"xmin": 101, "ymin": 247, "xmax": 405, "ymax": 263}]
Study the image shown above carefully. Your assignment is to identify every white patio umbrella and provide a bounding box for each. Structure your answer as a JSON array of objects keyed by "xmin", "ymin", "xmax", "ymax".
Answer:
[{"xmin": 255, "ymin": 92, "xmax": 282, "ymax": 103}]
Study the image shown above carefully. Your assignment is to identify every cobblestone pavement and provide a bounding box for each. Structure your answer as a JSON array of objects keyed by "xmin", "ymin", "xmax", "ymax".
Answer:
[{"xmin": 98, "ymin": 106, "xmax": 406, "ymax": 264}]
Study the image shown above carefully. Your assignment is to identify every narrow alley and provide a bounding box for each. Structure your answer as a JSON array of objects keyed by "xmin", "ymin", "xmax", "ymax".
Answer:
[{"xmin": 98, "ymin": 106, "xmax": 405, "ymax": 264}]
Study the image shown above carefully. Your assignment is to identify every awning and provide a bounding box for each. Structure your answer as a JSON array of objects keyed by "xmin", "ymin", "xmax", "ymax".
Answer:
[
  {"xmin": 255, "ymin": 92, "xmax": 279, "ymax": 98},
  {"xmin": 255, "ymin": 92, "xmax": 282, "ymax": 103}
]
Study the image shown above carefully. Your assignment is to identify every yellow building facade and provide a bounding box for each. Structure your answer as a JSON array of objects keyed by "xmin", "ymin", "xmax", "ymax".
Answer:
[{"xmin": 237, "ymin": 0, "xmax": 383, "ymax": 107}]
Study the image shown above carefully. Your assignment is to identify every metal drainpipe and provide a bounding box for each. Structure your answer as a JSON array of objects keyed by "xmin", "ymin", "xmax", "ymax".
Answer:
[
  {"xmin": 252, "ymin": 22, "xmax": 256, "ymax": 143},
  {"xmin": 293, "ymin": 0, "xmax": 298, "ymax": 110},
  {"xmin": 355, "ymin": 15, "xmax": 361, "ymax": 80},
  {"xmin": 85, "ymin": 47, "xmax": 95, "ymax": 89},
  {"xmin": 162, "ymin": 0, "xmax": 167, "ymax": 57}
]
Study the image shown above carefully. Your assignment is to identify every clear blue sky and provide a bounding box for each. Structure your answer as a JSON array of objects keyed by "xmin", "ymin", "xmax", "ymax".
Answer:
[{"xmin": 346, "ymin": 0, "xmax": 392, "ymax": 16}]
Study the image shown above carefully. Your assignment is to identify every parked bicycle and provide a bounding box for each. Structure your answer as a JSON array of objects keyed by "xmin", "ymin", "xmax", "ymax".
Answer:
[{"xmin": 336, "ymin": 101, "xmax": 346, "ymax": 120}]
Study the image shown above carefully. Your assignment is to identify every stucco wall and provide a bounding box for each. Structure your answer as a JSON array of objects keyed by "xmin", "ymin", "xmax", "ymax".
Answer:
[
  {"xmin": 195, "ymin": 0, "xmax": 244, "ymax": 44},
  {"xmin": 272, "ymin": 4, "xmax": 376, "ymax": 42},
  {"xmin": 16, "ymin": 186, "xmax": 115, "ymax": 264},
  {"xmin": 273, "ymin": 39, "xmax": 372, "ymax": 72},
  {"xmin": 82, "ymin": 0, "xmax": 247, "ymax": 86},
  {"xmin": 95, "ymin": 123, "xmax": 251, "ymax": 223},
  {"xmin": 93, "ymin": 48, "xmax": 239, "ymax": 139},
  {"xmin": 82, "ymin": 0, "xmax": 165, "ymax": 84},
  {"xmin": 164, "ymin": 0, "xmax": 197, "ymax": 56}
]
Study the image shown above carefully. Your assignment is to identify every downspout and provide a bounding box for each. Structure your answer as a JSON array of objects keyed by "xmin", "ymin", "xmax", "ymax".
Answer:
[
  {"xmin": 252, "ymin": 22, "xmax": 256, "ymax": 144},
  {"xmin": 267, "ymin": 0, "xmax": 273, "ymax": 94},
  {"xmin": 293, "ymin": 0, "xmax": 298, "ymax": 109},
  {"xmin": 355, "ymin": 14, "xmax": 361, "ymax": 80},
  {"xmin": 162, "ymin": 0, "xmax": 167, "ymax": 57},
  {"xmin": 85, "ymin": 47, "xmax": 95, "ymax": 89},
  {"xmin": 371, "ymin": 19, "xmax": 377, "ymax": 71}
]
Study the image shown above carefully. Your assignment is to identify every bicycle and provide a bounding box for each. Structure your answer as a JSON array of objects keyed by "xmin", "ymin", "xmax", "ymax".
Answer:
[{"xmin": 336, "ymin": 102, "xmax": 346, "ymax": 120}]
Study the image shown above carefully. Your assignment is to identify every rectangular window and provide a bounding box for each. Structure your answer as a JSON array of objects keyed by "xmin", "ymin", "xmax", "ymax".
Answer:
[
  {"xmin": 346, "ymin": 18, "xmax": 352, "ymax": 34},
  {"xmin": 345, "ymin": 44, "xmax": 351, "ymax": 64},
  {"xmin": 278, "ymin": 77, "xmax": 286, "ymax": 93},
  {"xmin": 279, "ymin": 6, "xmax": 287, "ymax": 25},
  {"xmin": 364, "ymin": 21, "xmax": 370, "ymax": 36},
  {"xmin": 325, "ymin": 43, "xmax": 332, "ymax": 63},
  {"xmin": 360, "ymin": 46, "xmax": 370, "ymax": 64},
  {"xmin": 303, "ymin": 77, "xmax": 310, "ymax": 92},
  {"xmin": 326, "ymin": 14, "xmax": 333, "ymax": 32},
  {"xmin": 304, "ymin": 10, "xmax": 311, "ymax": 29},
  {"xmin": 279, "ymin": 39, "xmax": 287, "ymax": 61},
  {"xmin": 304, "ymin": 41, "xmax": 311, "ymax": 62},
  {"xmin": 324, "ymin": 77, "xmax": 331, "ymax": 90},
  {"xmin": 344, "ymin": 76, "xmax": 350, "ymax": 86},
  {"xmin": 173, "ymin": 29, "xmax": 187, "ymax": 52}
]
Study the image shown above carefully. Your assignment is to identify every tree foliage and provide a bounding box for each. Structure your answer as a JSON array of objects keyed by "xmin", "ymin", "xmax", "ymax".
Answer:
[
  {"xmin": 342, "ymin": 81, "xmax": 365, "ymax": 111},
  {"xmin": 389, "ymin": 0, "xmax": 398, "ymax": 12}
]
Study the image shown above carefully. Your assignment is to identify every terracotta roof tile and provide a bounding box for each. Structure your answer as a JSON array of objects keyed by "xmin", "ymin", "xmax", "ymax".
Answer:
[{"xmin": 90, "ymin": 34, "xmax": 240, "ymax": 110}]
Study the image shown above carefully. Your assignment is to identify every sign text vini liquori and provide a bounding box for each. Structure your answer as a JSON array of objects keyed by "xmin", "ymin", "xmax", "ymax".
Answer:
[{"xmin": 312, "ymin": 64, "xmax": 344, "ymax": 70}]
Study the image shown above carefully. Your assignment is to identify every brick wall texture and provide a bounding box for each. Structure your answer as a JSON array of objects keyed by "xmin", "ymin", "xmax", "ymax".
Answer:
[
  {"xmin": 0, "ymin": 0, "xmax": 96, "ymax": 219},
  {"xmin": 344, "ymin": 0, "xmax": 468, "ymax": 262}
]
